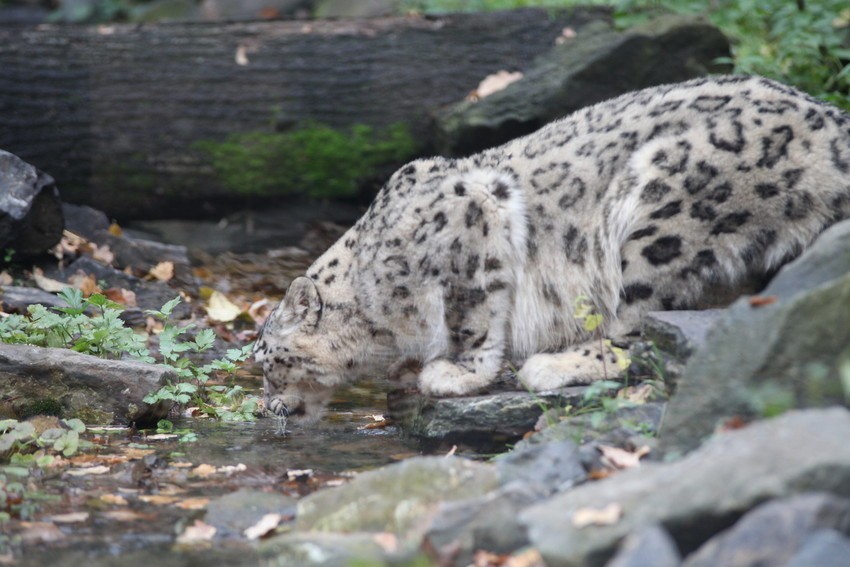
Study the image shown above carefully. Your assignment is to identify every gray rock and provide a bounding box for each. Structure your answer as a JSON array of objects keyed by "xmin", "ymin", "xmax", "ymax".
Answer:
[
  {"xmin": 92, "ymin": 232, "xmax": 197, "ymax": 293},
  {"xmin": 260, "ymin": 532, "xmax": 390, "ymax": 567},
  {"xmin": 314, "ymin": 0, "xmax": 399, "ymax": 18},
  {"xmin": 0, "ymin": 285, "xmax": 66, "ymax": 312},
  {"xmin": 387, "ymin": 385, "xmax": 587, "ymax": 445},
  {"xmin": 660, "ymin": 219, "xmax": 850, "ymax": 456},
  {"xmin": 200, "ymin": 0, "xmax": 311, "ymax": 21},
  {"xmin": 607, "ymin": 525, "xmax": 681, "ymax": 567},
  {"xmin": 787, "ymin": 529, "xmax": 850, "ymax": 567},
  {"xmin": 495, "ymin": 440, "xmax": 586, "ymax": 493},
  {"xmin": 520, "ymin": 408, "xmax": 850, "ymax": 567},
  {"xmin": 642, "ymin": 310, "xmax": 724, "ymax": 362},
  {"xmin": 435, "ymin": 15, "xmax": 730, "ymax": 156},
  {"xmin": 295, "ymin": 456, "xmax": 498, "ymax": 540},
  {"xmin": 683, "ymin": 493, "xmax": 850, "ymax": 567},
  {"xmin": 205, "ymin": 488, "xmax": 296, "ymax": 538},
  {"xmin": 61, "ymin": 203, "xmax": 110, "ymax": 240},
  {"xmin": 423, "ymin": 482, "xmax": 544, "ymax": 565},
  {"xmin": 0, "ymin": 343, "xmax": 174, "ymax": 426},
  {"xmin": 0, "ymin": 149, "xmax": 63, "ymax": 256}
]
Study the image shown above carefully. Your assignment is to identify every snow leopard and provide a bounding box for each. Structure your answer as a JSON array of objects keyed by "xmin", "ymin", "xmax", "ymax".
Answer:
[{"xmin": 254, "ymin": 75, "xmax": 850, "ymax": 423}]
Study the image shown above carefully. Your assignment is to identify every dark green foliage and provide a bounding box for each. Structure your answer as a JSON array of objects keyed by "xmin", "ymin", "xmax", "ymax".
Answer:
[{"xmin": 195, "ymin": 122, "xmax": 417, "ymax": 199}]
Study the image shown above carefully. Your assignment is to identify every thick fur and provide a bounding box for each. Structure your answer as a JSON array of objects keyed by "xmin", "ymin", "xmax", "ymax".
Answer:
[{"xmin": 255, "ymin": 76, "xmax": 850, "ymax": 422}]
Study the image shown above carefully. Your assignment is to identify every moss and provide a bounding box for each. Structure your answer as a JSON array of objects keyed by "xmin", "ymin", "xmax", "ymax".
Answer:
[
  {"xmin": 72, "ymin": 406, "xmax": 114, "ymax": 425},
  {"xmin": 18, "ymin": 398, "xmax": 63, "ymax": 419},
  {"xmin": 195, "ymin": 122, "xmax": 417, "ymax": 199}
]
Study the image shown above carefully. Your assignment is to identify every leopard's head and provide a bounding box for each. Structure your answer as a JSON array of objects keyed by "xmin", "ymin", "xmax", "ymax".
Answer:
[{"xmin": 253, "ymin": 276, "xmax": 343, "ymax": 425}]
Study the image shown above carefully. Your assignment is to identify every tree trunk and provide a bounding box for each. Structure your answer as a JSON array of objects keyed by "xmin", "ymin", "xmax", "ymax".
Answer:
[{"xmin": 0, "ymin": 8, "xmax": 611, "ymax": 218}]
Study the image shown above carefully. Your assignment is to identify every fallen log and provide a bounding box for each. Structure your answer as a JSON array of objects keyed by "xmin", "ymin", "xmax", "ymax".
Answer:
[{"xmin": 0, "ymin": 8, "xmax": 611, "ymax": 218}]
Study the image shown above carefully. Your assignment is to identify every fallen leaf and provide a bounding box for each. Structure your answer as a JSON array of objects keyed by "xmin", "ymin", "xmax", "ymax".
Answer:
[
  {"xmin": 100, "ymin": 494, "xmax": 128, "ymax": 506},
  {"xmin": 235, "ymin": 45, "xmax": 250, "ymax": 66},
  {"xmin": 104, "ymin": 288, "xmax": 137, "ymax": 307},
  {"xmin": 101, "ymin": 510, "xmax": 150, "ymax": 522},
  {"xmin": 90, "ymin": 243, "xmax": 114, "ymax": 265},
  {"xmin": 67, "ymin": 271, "xmax": 101, "ymax": 296},
  {"xmin": 217, "ymin": 463, "xmax": 247, "ymax": 475},
  {"xmin": 138, "ymin": 494, "xmax": 179, "ymax": 505},
  {"xmin": 122, "ymin": 447, "xmax": 155, "ymax": 460},
  {"xmin": 372, "ymin": 532, "xmax": 398, "ymax": 553},
  {"xmin": 445, "ymin": 445, "xmax": 457, "ymax": 457},
  {"xmin": 247, "ymin": 298, "xmax": 273, "ymax": 325},
  {"xmin": 598, "ymin": 445, "xmax": 650, "ymax": 470},
  {"xmin": 32, "ymin": 267, "xmax": 68, "ymax": 292},
  {"xmin": 473, "ymin": 550, "xmax": 509, "ymax": 566},
  {"xmin": 145, "ymin": 433, "xmax": 178, "ymax": 440},
  {"xmin": 206, "ymin": 290, "xmax": 243, "ymax": 322},
  {"xmin": 177, "ymin": 519, "xmax": 217, "ymax": 544},
  {"xmin": 108, "ymin": 222, "xmax": 123, "ymax": 236},
  {"xmin": 191, "ymin": 463, "xmax": 217, "ymax": 478},
  {"xmin": 69, "ymin": 454, "xmax": 127, "ymax": 466},
  {"xmin": 244, "ymin": 513, "xmax": 282, "ymax": 540},
  {"xmin": 621, "ymin": 383, "xmax": 654, "ymax": 404},
  {"xmin": 0, "ymin": 271, "xmax": 12, "ymax": 285},
  {"xmin": 468, "ymin": 70, "xmax": 523, "ymax": 101},
  {"xmin": 65, "ymin": 465, "xmax": 110, "ymax": 476},
  {"xmin": 171, "ymin": 461, "xmax": 194, "ymax": 468},
  {"xmin": 749, "ymin": 295, "xmax": 778, "ymax": 307},
  {"xmin": 286, "ymin": 468, "xmax": 313, "ymax": 481},
  {"xmin": 174, "ymin": 497, "xmax": 209, "ymax": 510},
  {"xmin": 148, "ymin": 261, "xmax": 174, "ymax": 282},
  {"xmin": 506, "ymin": 548, "xmax": 545, "ymax": 567},
  {"xmin": 18, "ymin": 521, "xmax": 65, "ymax": 543},
  {"xmin": 49, "ymin": 511, "xmax": 90, "ymax": 524},
  {"xmin": 555, "ymin": 26, "xmax": 577, "ymax": 45},
  {"xmin": 572, "ymin": 503, "xmax": 623, "ymax": 529}
]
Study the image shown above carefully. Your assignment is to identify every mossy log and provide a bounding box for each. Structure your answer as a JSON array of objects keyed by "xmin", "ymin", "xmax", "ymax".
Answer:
[{"xmin": 0, "ymin": 8, "xmax": 610, "ymax": 218}]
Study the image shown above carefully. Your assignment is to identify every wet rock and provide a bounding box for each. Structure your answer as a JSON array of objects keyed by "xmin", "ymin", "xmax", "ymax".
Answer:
[
  {"xmin": 295, "ymin": 456, "xmax": 498, "ymax": 540},
  {"xmin": 514, "ymin": 402, "xmax": 664, "ymax": 451},
  {"xmin": 93, "ymin": 232, "xmax": 197, "ymax": 292},
  {"xmin": 607, "ymin": 525, "xmax": 681, "ymax": 567},
  {"xmin": 261, "ymin": 532, "xmax": 391, "ymax": 567},
  {"xmin": 521, "ymin": 408, "xmax": 850, "ymax": 567},
  {"xmin": 660, "ymin": 219, "xmax": 850, "ymax": 456},
  {"xmin": 0, "ymin": 149, "xmax": 64, "ymax": 256},
  {"xmin": 495, "ymin": 440, "xmax": 586, "ymax": 493},
  {"xmin": 435, "ymin": 15, "xmax": 730, "ymax": 156},
  {"xmin": 0, "ymin": 343, "xmax": 174, "ymax": 426},
  {"xmin": 61, "ymin": 203, "xmax": 110, "ymax": 240},
  {"xmin": 205, "ymin": 488, "xmax": 296, "ymax": 539},
  {"xmin": 423, "ymin": 482, "xmax": 544, "ymax": 565},
  {"xmin": 683, "ymin": 493, "xmax": 850, "ymax": 567},
  {"xmin": 314, "ymin": 0, "xmax": 399, "ymax": 18},
  {"xmin": 787, "ymin": 529, "xmax": 850, "ymax": 567},
  {"xmin": 0, "ymin": 285, "xmax": 66, "ymax": 312},
  {"xmin": 642, "ymin": 310, "xmax": 723, "ymax": 362},
  {"xmin": 387, "ymin": 385, "xmax": 587, "ymax": 446}
]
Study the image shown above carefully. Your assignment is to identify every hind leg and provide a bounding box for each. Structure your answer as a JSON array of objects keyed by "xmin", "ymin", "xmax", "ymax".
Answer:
[{"xmin": 518, "ymin": 341, "xmax": 624, "ymax": 391}]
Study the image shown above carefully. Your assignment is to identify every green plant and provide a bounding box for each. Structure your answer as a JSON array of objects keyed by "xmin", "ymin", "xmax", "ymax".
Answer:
[
  {"xmin": 0, "ymin": 418, "xmax": 87, "ymax": 468},
  {"xmin": 3, "ymin": 249, "xmax": 13, "ymax": 263},
  {"xmin": 196, "ymin": 122, "xmax": 417, "ymax": 199}
]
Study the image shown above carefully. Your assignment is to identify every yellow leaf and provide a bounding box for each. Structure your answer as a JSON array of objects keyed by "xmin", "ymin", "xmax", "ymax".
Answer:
[
  {"xmin": 206, "ymin": 290, "xmax": 243, "ymax": 323},
  {"xmin": 583, "ymin": 313, "xmax": 603, "ymax": 333},
  {"xmin": 571, "ymin": 503, "xmax": 622, "ymax": 529},
  {"xmin": 108, "ymin": 222, "xmax": 123, "ymax": 237}
]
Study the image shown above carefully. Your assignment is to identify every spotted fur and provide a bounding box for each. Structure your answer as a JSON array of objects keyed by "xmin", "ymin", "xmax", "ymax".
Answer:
[{"xmin": 255, "ymin": 76, "xmax": 850, "ymax": 422}]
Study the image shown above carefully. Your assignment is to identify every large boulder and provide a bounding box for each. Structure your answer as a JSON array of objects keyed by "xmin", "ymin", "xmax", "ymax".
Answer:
[
  {"xmin": 434, "ymin": 15, "xmax": 731, "ymax": 156},
  {"xmin": 659, "ymin": 219, "xmax": 850, "ymax": 456},
  {"xmin": 520, "ymin": 408, "xmax": 850, "ymax": 567},
  {"xmin": 0, "ymin": 343, "xmax": 173, "ymax": 426},
  {"xmin": 0, "ymin": 149, "xmax": 63, "ymax": 256}
]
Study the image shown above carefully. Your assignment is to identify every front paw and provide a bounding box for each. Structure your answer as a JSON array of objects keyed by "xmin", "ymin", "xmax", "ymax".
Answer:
[
  {"xmin": 418, "ymin": 360, "xmax": 489, "ymax": 396},
  {"xmin": 518, "ymin": 353, "xmax": 600, "ymax": 391}
]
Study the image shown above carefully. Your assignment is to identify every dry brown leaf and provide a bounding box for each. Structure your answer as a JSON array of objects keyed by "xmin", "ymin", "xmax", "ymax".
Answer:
[
  {"xmin": 108, "ymin": 222, "xmax": 123, "ymax": 236},
  {"xmin": 177, "ymin": 519, "xmax": 217, "ymax": 544},
  {"xmin": 68, "ymin": 454, "xmax": 127, "ymax": 466},
  {"xmin": 174, "ymin": 497, "xmax": 209, "ymax": 510},
  {"xmin": 598, "ymin": 445, "xmax": 650, "ymax": 470},
  {"xmin": 286, "ymin": 468, "xmax": 313, "ymax": 481},
  {"xmin": 122, "ymin": 447, "xmax": 155, "ymax": 460},
  {"xmin": 247, "ymin": 298, "xmax": 273, "ymax": 325},
  {"xmin": 101, "ymin": 509, "xmax": 149, "ymax": 522},
  {"xmin": 139, "ymin": 494, "xmax": 179, "ymax": 506},
  {"xmin": 243, "ymin": 513, "xmax": 282, "ymax": 540},
  {"xmin": 32, "ymin": 267, "xmax": 68, "ymax": 293},
  {"xmin": 145, "ymin": 433, "xmax": 178, "ymax": 441},
  {"xmin": 749, "ymin": 295, "xmax": 778, "ymax": 307},
  {"xmin": 49, "ymin": 512, "xmax": 90, "ymax": 524},
  {"xmin": 171, "ymin": 461, "xmax": 194, "ymax": 468},
  {"xmin": 191, "ymin": 463, "xmax": 217, "ymax": 478},
  {"xmin": 0, "ymin": 271, "xmax": 12, "ymax": 286},
  {"xmin": 100, "ymin": 494, "xmax": 128, "ymax": 506},
  {"xmin": 473, "ymin": 550, "xmax": 509, "ymax": 566},
  {"xmin": 206, "ymin": 290, "xmax": 243, "ymax": 323},
  {"xmin": 148, "ymin": 261, "xmax": 174, "ymax": 282},
  {"xmin": 65, "ymin": 465, "xmax": 110, "ymax": 477},
  {"xmin": 217, "ymin": 463, "xmax": 247, "ymax": 475},
  {"xmin": 235, "ymin": 45, "xmax": 250, "ymax": 66},
  {"xmin": 620, "ymin": 383, "xmax": 654, "ymax": 404},
  {"xmin": 468, "ymin": 70, "xmax": 523, "ymax": 101},
  {"xmin": 555, "ymin": 26, "xmax": 577, "ymax": 45},
  {"xmin": 90, "ymin": 243, "xmax": 114, "ymax": 265},
  {"xmin": 571, "ymin": 503, "xmax": 623, "ymax": 529},
  {"xmin": 506, "ymin": 548, "xmax": 545, "ymax": 567},
  {"xmin": 372, "ymin": 532, "xmax": 398, "ymax": 553},
  {"xmin": 104, "ymin": 288, "xmax": 137, "ymax": 307},
  {"xmin": 18, "ymin": 521, "xmax": 65, "ymax": 544},
  {"xmin": 67, "ymin": 271, "xmax": 101, "ymax": 296}
]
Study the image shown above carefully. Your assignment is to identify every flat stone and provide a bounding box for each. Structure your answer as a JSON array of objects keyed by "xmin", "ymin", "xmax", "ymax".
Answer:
[
  {"xmin": 260, "ymin": 532, "xmax": 390, "ymax": 567},
  {"xmin": 495, "ymin": 439, "xmax": 586, "ymax": 493},
  {"xmin": 607, "ymin": 525, "xmax": 681, "ymax": 567},
  {"xmin": 520, "ymin": 408, "xmax": 850, "ymax": 567},
  {"xmin": 0, "ymin": 343, "xmax": 174, "ymax": 426},
  {"xmin": 204, "ymin": 488, "xmax": 296, "ymax": 539},
  {"xmin": 295, "ymin": 456, "xmax": 498, "ymax": 540},
  {"xmin": 0, "ymin": 285, "xmax": 66, "ymax": 312},
  {"xmin": 387, "ymin": 385, "xmax": 587, "ymax": 446},
  {"xmin": 62, "ymin": 203, "xmax": 110, "ymax": 240}
]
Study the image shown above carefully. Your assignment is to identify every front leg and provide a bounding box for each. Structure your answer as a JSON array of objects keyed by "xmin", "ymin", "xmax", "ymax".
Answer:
[{"xmin": 518, "ymin": 341, "xmax": 624, "ymax": 391}]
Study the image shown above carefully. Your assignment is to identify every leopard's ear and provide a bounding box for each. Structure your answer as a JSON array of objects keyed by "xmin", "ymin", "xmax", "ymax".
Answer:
[{"xmin": 279, "ymin": 276, "xmax": 322, "ymax": 328}]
